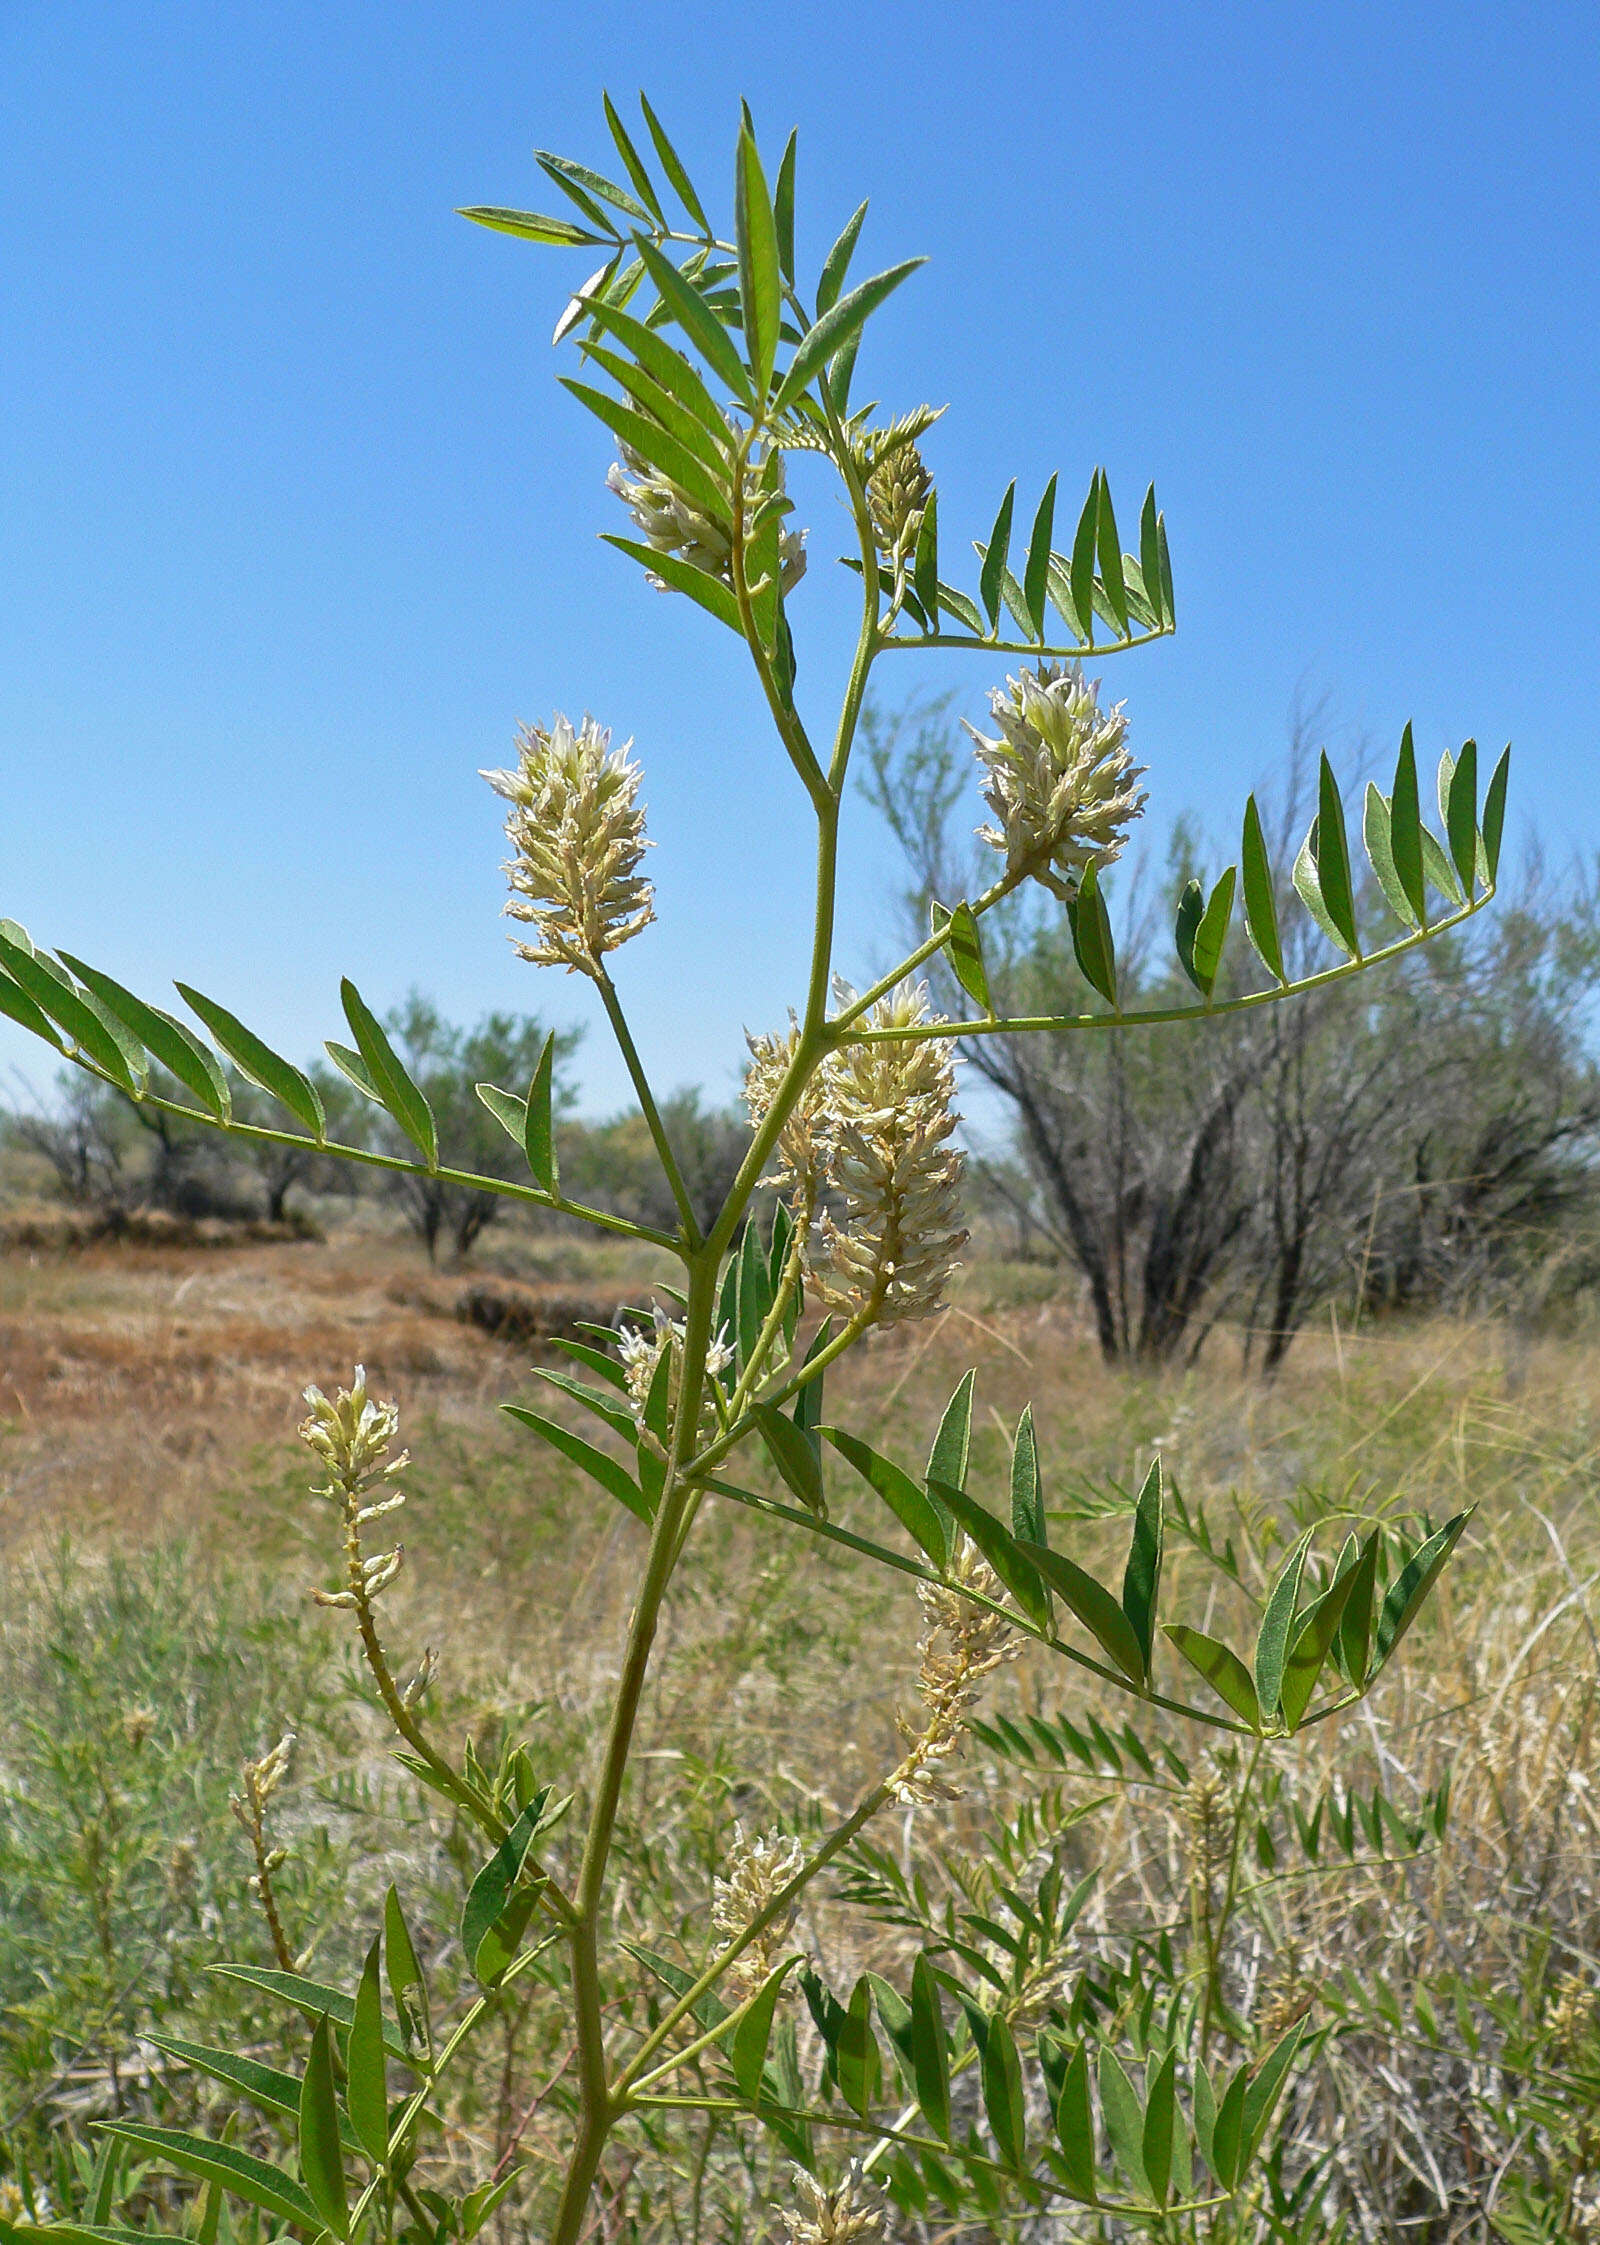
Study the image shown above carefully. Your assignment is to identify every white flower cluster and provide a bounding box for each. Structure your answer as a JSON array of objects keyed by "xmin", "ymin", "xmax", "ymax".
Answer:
[
  {"xmin": 964, "ymin": 660, "xmax": 1146, "ymax": 901},
  {"xmin": 483, "ymin": 713, "xmax": 654, "ymax": 978},
  {"xmin": 777, "ymin": 2163, "xmax": 886, "ymax": 2245},
  {"xmin": 607, "ymin": 440, "xmax": 807, "ymax": 597},
  {"xmin": 616, "ymin": 1305, "xmax": 734, "ymax": 1439},
  {"xmin": 300, "ymin": 1365, "xmax": 409, "ymax": 1610},
  {"xmin": 711, "ymin": 1821, "xmax": 805, "ymax": 1998},
  {"xmin": 745, "ymin": 983, "xmax": 967, "ymax": 1331}
]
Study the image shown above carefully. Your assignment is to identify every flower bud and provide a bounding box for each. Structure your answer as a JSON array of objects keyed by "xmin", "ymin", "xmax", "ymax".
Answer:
[
  {"xmin": 964, "ymin": 661, "xmax": 1146, "ymax": 900},
  {"xmin": 607, "ymin": 441, "xmax": 807, "ymax": 596},
  {"xmin": 483, "ymin": 713, "xmax": 654, "ymax": 977},
  {"xmin": 866, "ymin": 439, "xmax": 933, "ymax": 565}
]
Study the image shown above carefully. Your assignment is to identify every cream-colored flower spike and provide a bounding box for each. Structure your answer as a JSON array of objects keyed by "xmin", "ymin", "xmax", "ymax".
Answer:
[
  {"xmin": 483, "ymin": 714, "xmax": 655, "ymax": 977},
  {"xmin": 817, "ymin": 981, "xmax": 967, "ymax": 1329},
  {"xmin": 743, "ymin": 1012, "xmax": 831, "ymax": 1205},
  {"xmin": 964, "ymin": 659, "xmax": 1147, "ymax": 901},
  {"xmin": 711, "ymin": 1822, "xmax": 805, "ymax": 1999},
  {"xmin": 607, "ymin": 439, "xmax": 807, "ymax": 596},
  {"xmin": 777, "ymin": 2162, "xmax": 886, "ymax": 2245}
]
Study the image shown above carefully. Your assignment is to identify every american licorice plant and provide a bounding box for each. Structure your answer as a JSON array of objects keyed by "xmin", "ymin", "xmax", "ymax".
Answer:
[{"xmin": 0, "ymin": 96, "xmax": 1513, "ymax": 2245}]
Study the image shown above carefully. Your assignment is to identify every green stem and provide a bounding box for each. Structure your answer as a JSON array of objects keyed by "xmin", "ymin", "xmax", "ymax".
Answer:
[
  {"xmin": 547, "ymin": 1252, "xmax": 721, "ymax": 2245},
  {"xmin": 876, "ymin": 625, "xmax": 1172, "ymax": 659},
  {"xmin": 839, "ymin": 890, "xmax": 1495, "ymax": 1044},
  {"xmin": 70, "ymin": 1080, "xmax": 681, "ymax": 1249},
  {"xmin": 1200, "ymin": 1737, "xmax": 1265, "ymax": 2060},
  {"xmin": 595, "ymin": 968, "xmax": 700, "ymax": 1245}
]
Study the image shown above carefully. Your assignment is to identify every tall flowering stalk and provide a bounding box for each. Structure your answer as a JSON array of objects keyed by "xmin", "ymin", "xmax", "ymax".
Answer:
[{"xmin": 3, "ymin": 91, "xmax": 1508, "ymax": 2245}]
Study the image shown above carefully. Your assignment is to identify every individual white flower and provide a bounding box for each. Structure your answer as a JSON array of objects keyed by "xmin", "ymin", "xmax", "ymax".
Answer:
[
  {"xmin": 964, "ymin": 660, "xmax": 1146, "ymax": 900},
  {"xmin": 483, "ymin": 713, "xmax": 654, "ymax": 977},
  {"xmin": 815, "ymin": 983, "xmax": 967, "ymax": 1329},
  {"xmin": 616, "ymin": 1306, "xmax": 734, "ymax": 1439}
]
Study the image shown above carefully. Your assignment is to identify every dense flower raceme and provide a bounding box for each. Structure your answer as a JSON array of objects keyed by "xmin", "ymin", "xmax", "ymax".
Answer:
[
  {"xmin": 607, "ymin": 438, "xmax": 807, "ymax": 597},
  {"xmin": 894, "ymin": 1534, "xmax": 1022, "ymax": 1805},
  {"xmin": 964, "ymin": 660, "xmax": 1146, "ymax": 901},
  {"xmin": 777, "ymin": 2164, "xmax": 886, "ymax": 2245},
  {"xmin": 300, "ymin": 1365, "xmax": 409, "ymax": 1610},
  {"xmin": 865, "ymin": 436, "xmax": 933, "ymax": 567},
  {"xmin": 744, "ymin": 985, "xmax": 968, "ymax": 1330},
  {"xmin": 711, "ymin": 1821, "xmax": 806, "ymax": 1999},
  {"xmin": 482, "ymin": 714, "xmax": 654, "ymax": 977}
]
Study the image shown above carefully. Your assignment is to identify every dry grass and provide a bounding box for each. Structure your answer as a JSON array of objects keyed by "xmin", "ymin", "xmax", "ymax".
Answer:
[{"xmin": 4, "ymin": 1218, "xmax": 1599, "ymax": 2238}]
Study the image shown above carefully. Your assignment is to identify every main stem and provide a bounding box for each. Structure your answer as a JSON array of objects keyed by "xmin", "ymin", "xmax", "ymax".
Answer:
[{"xmin": 546, "ymin": 1252, "xmax": 719, "ymax": 2245}]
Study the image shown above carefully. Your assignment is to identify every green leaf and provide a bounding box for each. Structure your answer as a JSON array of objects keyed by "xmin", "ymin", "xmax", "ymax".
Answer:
[
  {"xmin": 0, "ymin": 936, "xmax": 143, "ymax": 1094},
  {"xmin": 1121, "ymin": 1459, "xmax": 1165, "ymax": 1675},
  {"xmin": 737, "ymin": 1214, "xmax": 771, "ymax": 1372},
  {"xmin": 1139, "ymin": 485, "xmax": 1164, "ymax": 628},
  {"xmin": 734, "ymin": 126, "xmax": 781, "ymax": 399},
  {"xmin": 934, "ymin": 578, "xmax": 984, "ymax": 634},
  {"xmin": 1098, "ymin": 2049, "xmax": 1149, "ymax": 2197},
  {"xmin": 773, "ymin": 130, "xmax": 797, "ymax": 285},
  {"xmin": 912, "ymin": 489, "xmax": 940, "ymax": 623},
  {"xmin": 1022, "ymin": 475, "xmax": 1057, "ymax": 640},
  {"xmin": 461, "ymin": 1798, "xmax": 547, "ymax": 1985},
  {"xmin": 458, "ymin": 205, "xmax": 608, "ymax": 247},
  {"xmin": 339, "ymin": 980, "xmax": 436, "ymax": 1164},
  {"xmin": 59, "ymin": 959, "xmax": 231, "ymax": 1120},
  {"xmin": 1163, "ymin": 1625, "xmax": 1263, "ymax": 1728},
  {"xmin": 1142, "ymin": 2046, "xmax": 1177, "ymax": 2206},
  {"xmin": 460, "ymin": 2169, "xmax": 525, "ymax": 2242},
  {"xmin": 753, "ymin": 1400, "xmax": 826, "ymax": 1516},
  {"xmin": 1067, "ymin": 472, "xmax": 1101, "ymax": 641},
  {"xmin": 635, "ymin": 237, "xmax": 753, "ymax": 404},
  {"xmin": 1021, "ymin": 1541, "xmax": 1147, "ymax": 1684},
  {"xmin": 1373, "ymin": 1510, "xmax": 1471, "ymax": 1674},
  {"xmin": 1054, "ymin": 2043, "xmax": 1098, "ymax": 2202},
  {"xmin": 926, "ymin": 1369, "xmax": 973, "ymax": 1494},
  {"xmin": 1316, "ymin": 754, "xmax": 1360, "ymax": 954},
  {"xmin": 978, "ymin": 482, "xmax": 1016, "ymax": 631},
  {"xmin": 731, "ymin": 1958, "xmax": 798, "ymax": 2101},
  {"xmin": 563, "ymin": 375, "xmax": 730, "ymax": 520},
  {"xmin": 92, "ymin": 2126, "xmax": 319, "ymax": 2234},
  {"xmin": 929, "ymin": 1480, "xmax": 1050, "ymax": 1633},
  {"xmin": 1068, "ymin": 861, "xmax": 1118, "ymax": 1004},
  {"xmin": 1244, "ymin": 2020, "xmax": 1307, "ymax": 2162},
  {"xmin": 815, "ymin": 200, "xmax": 868, "ymax": 317},
  {"xmin": 1292, "ymin": 821, "xmax": 1356, "ymax": 958},
  {"xmin": 552, "ymin": 253, "xmax": 619, "ymax": 347},
  {"xmin": 822, "ymin": 1425, "xmax": 946, "ymax": 1565},
  {"xmin": 582, "ymin": 300, "xmax": 731, "ymax": 449},
  {"xmin": 602, "ymin": 92, "xmax": 666, "ymax": 226},
  {"xmin": 599, "ymin": 533, "xmax": 744, "ymax": 631},
  {"xmin": 1362, "ymin": 786, "xmax": 1421, "ymax": 932},
  {"xmin": 837, "ymin": 1976, "xmax": 881, "ymax": 2117},
  {"xmin": 1095, "ymin": 473, "xmax": 1130, "ymax": 637},
  {"xmin": 145, "ymin": 2035, "xmax": 359, "ymax": 2145},
  {"xmin": 501, "ymin": 1406, "xmax": 651, "ymax": 1524},
  {"xmin": 1279, "ymin": 1541, "xmax": 1369, "ymax": 1729},
  {"xmin": 1009, "ymin": 1405, "xmax": 1043, "ymax": 1546},
  {"xmin": 940, "ymin": 901, "xmax": 993, "ymax": 1014},
  {"xmin": 1254, "ymin": 1531, "xmax": 1313, "ymax": 1722},
  {"xmin": 1210, "ymin": 2067, "xmax": 1250, "ymax": 2188},
  {"xmin": 1419, "ymin": 815, "xmax": 1464, "ymax": 906},
  {"xmin": 1333, "ymin": 1528, "xmax": 1382, "ymax": 1688},
  {"xmin": 520, "ymin": 1031, "xmax": 558, "ymax": 1190},
  {"xmin": 298, "ymin": 2016, "xmax": 349, "ymax": 2237},
  {"xmin": 537, "ymin": 148, "xmax": 649, "ymax": 226},
  {"xmin": 383, "ymin": 1885, "xmax": 430, "ymax": 2057},
  {"xmin": 1193, "ymin": 866, "xmax": 1236, "ymax": 995},
  {"xmin": 346, "ymin": 1938, "xmax": 389, "ymax": 2165},
  {"xmin": 1481, "ymin": 745, "xmax": 1511, "ymax": 880},
  {"xmin": 1192, "ymin": 2059, "xmax": 1217, "ymax": 2173},
  {"xmin": 1446, "ymin": 737, "xmax": 1479, "ymax": 895},
  {"xmin": 0, "ymin": 957, "xmax": 66, "ymax": 1050},
  {"xmin": 1174, "ymin": 879, "xmax": 1204, "ymax": 990},
  {"xmin": 533, "ymin": 1367, "xmax": 636, "ymax": 1443},
  {"xmin": 638, "ymin": 94, "xmax": 710, "ymax": 233},
  {"xmin": 981, "ymin": 2014, "xmax": 1027, "ymax": 2173},
  {"xmin": 1240, "ymin": 794, "xmax": 1285, "ymax": 982},
  {"xmin": 1156, "ymin": 511, "xmax": 1175, "ymax": 623},
  {"xmin": 910, "ymin": 1953, "xmax": 951, "ymax": 2143},
  {"xmin": 1389, "ymin": 722, "xmax": 1428, "ymax": 927},
  {"xmin": 210, "ymin": 1965, "xmax": 410, "ymax": 2059},
  {"xmin": 177, "ymin": 985, "xmax": 325, "ymax": 1138}
]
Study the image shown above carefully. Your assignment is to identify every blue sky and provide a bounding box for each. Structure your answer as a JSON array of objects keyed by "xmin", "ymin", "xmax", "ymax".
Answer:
[{"xmin": 3, "ymin": 2, "xmax": 1597, "ymax": 1119}]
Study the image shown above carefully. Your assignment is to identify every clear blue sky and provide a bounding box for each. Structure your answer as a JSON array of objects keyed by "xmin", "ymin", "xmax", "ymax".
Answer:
[{"xmin": 4, "ymin": 2, "xmax": 1597, "ymax": 1118}]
